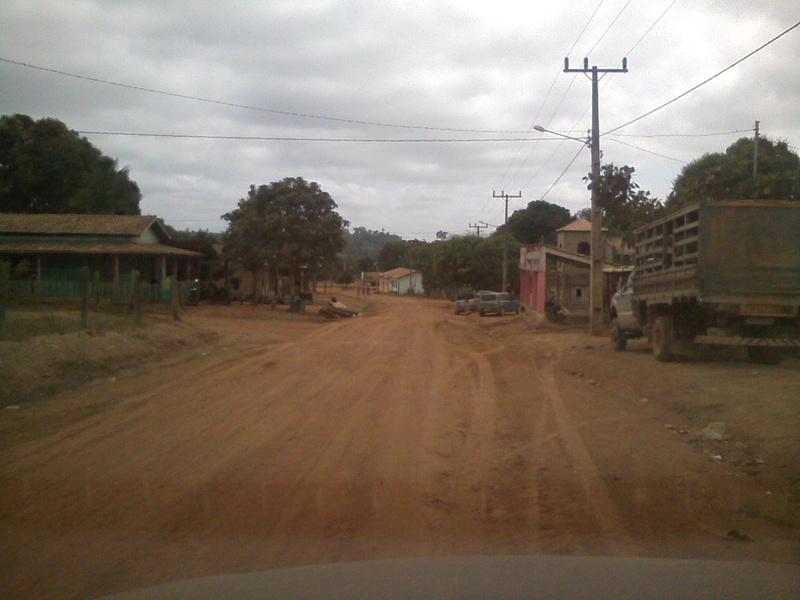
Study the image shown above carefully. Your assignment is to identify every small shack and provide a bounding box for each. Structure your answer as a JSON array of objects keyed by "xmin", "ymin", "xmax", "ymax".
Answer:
[{"xmin": 379, "ymin": 268, "xmax": 424, "ymax": 295}]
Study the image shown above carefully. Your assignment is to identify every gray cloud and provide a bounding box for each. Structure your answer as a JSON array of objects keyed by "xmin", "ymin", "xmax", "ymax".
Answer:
[{"xmin": 1, "ymin": 0, "xmax": 798, "ymax": 238}]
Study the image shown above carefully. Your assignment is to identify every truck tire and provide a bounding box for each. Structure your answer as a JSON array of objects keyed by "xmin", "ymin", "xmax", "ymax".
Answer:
[
  {"xmin": 611, "ymin": 318, "xmax": 627, "ymax": 351},
  {"xmin": 747, "ymin": 346, "xmax": 782, "ymax": 365},
  {"xmin": 652, "ymin": 316, "xmax": 674, "ymax": 362}
]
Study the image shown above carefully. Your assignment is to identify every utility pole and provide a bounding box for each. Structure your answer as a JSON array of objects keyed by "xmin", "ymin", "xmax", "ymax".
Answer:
[
  {"xmin": 564, "ymin": 57, "xmax": 628, "ymax": 336},
  {"xmin": 753, "ymin": 120, "xmax": 760, "ymax": 180},
  {"xmin": 492, "ymin": 190, "xmax": 522, "ymax": 292},
  {"xmin": 468, "ymin": 222, "xmax": 486, "ymax": 237}
]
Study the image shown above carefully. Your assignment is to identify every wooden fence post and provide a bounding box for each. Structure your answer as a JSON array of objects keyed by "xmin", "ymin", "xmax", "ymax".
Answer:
[
  {"xmin": 0, "ymin": 261, "xmax": 10, "ymax": 327},
  {"xmin": 80, "ymin": 266, "xmax": 89, "ymax": 329},
  {"xmin": 94, "ymin": 270, "xmax": 101, "ymax": 305},
  {"xmin": 131, "ymin": 269, "xmax": 142, "ymax": 325},
  {"xmin": 171, "ymin": 273, "xmax": 181, "ymax": 321}
]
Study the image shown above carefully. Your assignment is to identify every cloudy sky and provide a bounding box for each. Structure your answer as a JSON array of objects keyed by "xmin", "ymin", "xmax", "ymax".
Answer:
[{"xmin": 2, "ymin": 1, "xmax": 798, "ymax": 239}]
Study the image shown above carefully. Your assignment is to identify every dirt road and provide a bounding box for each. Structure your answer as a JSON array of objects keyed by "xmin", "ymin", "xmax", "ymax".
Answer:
[{"xmin": 1, "ymin": 292, "xmax": 798, "ymax": 599}]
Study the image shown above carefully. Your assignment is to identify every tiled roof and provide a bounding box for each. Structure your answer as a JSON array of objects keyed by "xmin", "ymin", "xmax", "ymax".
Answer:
[
  {"xmin": 557, "ymin": 218, "xmax": 592, "ymax": 232},
  {"xmin": 0, "ymin": 213, "xmax": 160, "ymax": 236}
]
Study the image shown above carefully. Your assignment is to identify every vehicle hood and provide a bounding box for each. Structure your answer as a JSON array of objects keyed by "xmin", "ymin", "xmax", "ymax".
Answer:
[{"xmin": 98, "ymin": 555, "xmax": 800, "ymax": 599}]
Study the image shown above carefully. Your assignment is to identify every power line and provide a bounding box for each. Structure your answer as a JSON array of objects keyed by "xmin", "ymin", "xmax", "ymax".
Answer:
[
  {"xmin": 539, "ymin": 144, "xmax": 586, "ymax": 200},
  {"xmin": 586, "ymin": 0, "xmax": 634, "ymax": 55},
  {"xmin": 77, "ymin": 131, "xmax": 561, "ymax": 142},
  {"xmin": 605, "ymin": 19, "xmax": 800, "ymax": 135},
  {"xmin": 606, "ymin": 128, "xmax": 751, "ymax": 139},
  {"xmin": 603, "ymin": 137, "xmax": 686, "ymax": 163},
  {"xmin": 0, "ymin": 56, "xmax": 527, "ymax": 135},
  {"xmin": 625, "ymin": 0, "xmax": 679, "ymax": 56},
  {"xmin": 493, "ymin": 0, "xmax": 606, "ymax": 192}
]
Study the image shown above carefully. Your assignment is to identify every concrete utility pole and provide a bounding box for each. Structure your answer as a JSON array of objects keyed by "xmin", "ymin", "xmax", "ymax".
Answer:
[
  {"xmin": 753, "ymin": 120, "xmax": 760, "ymax": 180},
  {"xmin": 564, "ymin": 57, "xmax": 628, "ymax": 336},
  {"xmin": 492, "ymin": 190, "xmax": 522, "ymax": 292}
]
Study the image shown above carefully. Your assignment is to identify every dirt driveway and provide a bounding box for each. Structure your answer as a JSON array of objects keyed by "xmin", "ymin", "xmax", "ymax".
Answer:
[{"xmin": 1, "ymin": 292, "xmax": 798, "ymax": 599}]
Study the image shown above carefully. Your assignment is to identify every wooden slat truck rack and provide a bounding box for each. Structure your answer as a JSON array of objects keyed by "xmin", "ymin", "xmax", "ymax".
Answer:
[{"xmin": 630, "ymin": 200, "xmax": 800, "ymax": 363}]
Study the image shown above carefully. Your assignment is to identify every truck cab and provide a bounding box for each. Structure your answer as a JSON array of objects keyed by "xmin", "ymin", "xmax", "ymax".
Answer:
[{"xmin": 609, "ymin": 271, "xmax": 643, "ymax": 350}]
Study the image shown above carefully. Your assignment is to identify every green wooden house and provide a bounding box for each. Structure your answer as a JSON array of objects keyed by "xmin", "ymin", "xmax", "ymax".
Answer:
[{"xmin": 0, "ymin": 213, "xmax": 202, "ymax": 302}]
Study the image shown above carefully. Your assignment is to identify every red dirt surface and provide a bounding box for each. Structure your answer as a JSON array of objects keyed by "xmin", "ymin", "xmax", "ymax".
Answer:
[{"xmin": 1, "ymin": 291, "xmax": 798, "ymax": 599}]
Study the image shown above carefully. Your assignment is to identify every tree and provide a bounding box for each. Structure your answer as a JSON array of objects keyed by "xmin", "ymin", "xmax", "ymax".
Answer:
[
  {"xmin": 0, "ymin": 114, "xmax": 141, "ymax": 214},
  {"xmin": 584, "ymin": 163, "xmax": 664, "ymax": 246},
  {"xmin": 668, "ymin": 137, "xmax": 800, "ymax": 210},
  {"xmin": 340, "ymin": 227, "xmax": 402, "ymax": 276},
  {"xmin": 222, "ymin": 178, "xmax": 348, "ymax": 295},
  {"xmin": 428, "ymin": 234, "xmax": 519, "ymax": 294},
  {"xmin": 503, "ymin": 200, "xmax": 572, "ymax": 245}
]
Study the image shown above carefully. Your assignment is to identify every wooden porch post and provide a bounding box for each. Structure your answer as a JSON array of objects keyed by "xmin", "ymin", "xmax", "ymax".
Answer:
[{"xmin": 112, "ymin": 255, "xmax": 120, "ymax": 301}]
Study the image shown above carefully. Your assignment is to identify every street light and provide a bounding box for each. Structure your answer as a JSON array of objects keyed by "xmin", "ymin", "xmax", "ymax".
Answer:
[
  {"xmin": 534, "ymin": 124, "xmax": 603, "ymax": 336},
  {"xmin": 533, "ymin": 125, "xmax": 589, "ymax": 146}
]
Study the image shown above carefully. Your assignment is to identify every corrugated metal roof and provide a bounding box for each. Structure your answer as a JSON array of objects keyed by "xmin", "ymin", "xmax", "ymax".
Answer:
[
  {"xmin": 0, "ymin": 240, "xmax": 201, "ymax": 257},
  {"xmin": 382, "ymin": 267, "xmax": 418, "ymax": 279},
  {"xmin": 0, "ymin": 213, "xmax": 160, "ymax": 236}
]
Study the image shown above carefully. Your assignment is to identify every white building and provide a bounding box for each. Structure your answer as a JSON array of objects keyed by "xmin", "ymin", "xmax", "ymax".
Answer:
[{"xmin": 379, "ymin": 268, "xmax": 424, "ymax": 295}]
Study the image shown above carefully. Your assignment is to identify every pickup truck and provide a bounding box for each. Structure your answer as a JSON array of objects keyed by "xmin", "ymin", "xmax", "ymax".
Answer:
[
  {"xmin": 477, "ymin": 292, "xmax": 520, "ymax": 316},
  {"xmin": 609, "ymin": 200, "xmax": 800, "ymax": 363},
  {"xmin": 453, "ymin": 292, "xmax": 479, "ymax": 315}
]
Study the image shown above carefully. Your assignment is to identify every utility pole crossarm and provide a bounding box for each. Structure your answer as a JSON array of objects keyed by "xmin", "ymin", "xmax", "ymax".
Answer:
[
  {"xmin": 564, "ymin": 57, "xmax": 629, "ymax": 74},
  {"xmin": 468, "ymin": 222, "xmax": 485, "ymax": 237}
]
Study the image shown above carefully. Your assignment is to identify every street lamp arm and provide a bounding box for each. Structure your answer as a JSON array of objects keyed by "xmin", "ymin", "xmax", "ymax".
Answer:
[{"xmin": 533, "ymin": 125, "xmax": 590, "ymax": 146}]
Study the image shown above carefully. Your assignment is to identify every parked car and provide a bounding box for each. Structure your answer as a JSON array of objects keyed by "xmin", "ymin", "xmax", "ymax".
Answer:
[
  {"xmin": 453, "ymin": 292, "xmax": 479, "ymax": 315},
  {"xmin": 477, "ymin": 292, "xmax": 520, "ymax": 316}
]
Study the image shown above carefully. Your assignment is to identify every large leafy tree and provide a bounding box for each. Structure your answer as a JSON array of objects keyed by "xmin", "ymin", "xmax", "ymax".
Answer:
[
  {"xmin": 583, "ymin": 163, "xmax": 664, "ymax": 246},
  {"xmin": 341, "ymin": 227, "xmax": 402, "ymax": 274},
  {"xmin": 503, "ymin": 200, "xmax": 572, "ymax": 245},
  {"xmin": 427, "ymin": 234, "xmax": 519, "ymax": 294},
  {"xmin": 0, "ymin": 114, "xmax": 141, "ymax": 214},
  {"xmin": 222, "ymin": 177, "xmax": 348, "ymax": 293},
  {"xmin": 668, "ymin": 137, "xmax": 800, "ymax": 210}
]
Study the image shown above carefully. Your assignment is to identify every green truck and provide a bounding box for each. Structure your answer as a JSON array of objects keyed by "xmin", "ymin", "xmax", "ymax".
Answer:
[{"xmin": 610, "ymin": 200, "xmax": 800, "ymax": 363}]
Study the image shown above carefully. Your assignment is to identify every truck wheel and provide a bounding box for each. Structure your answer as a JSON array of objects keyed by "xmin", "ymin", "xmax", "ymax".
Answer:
[
  {"xmin": 747, "ymin": 346, "xmax": 782, "ymax": 365},
  {"xmin": 479, "ymin": 310, "xmax": 485, "ymax": 317},
  {"xmin": 611, "ymin": 318, "xmax": 627, "ymax": 351},
  {"xmin": 652, "ymin": 316, "xmax": 674, "ymax": 362}
]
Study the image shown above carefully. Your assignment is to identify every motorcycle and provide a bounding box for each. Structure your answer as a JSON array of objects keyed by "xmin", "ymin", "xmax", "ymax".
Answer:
[{"xmin": 545, "ymin": 299, "xmax": 565, "ymax": 324}]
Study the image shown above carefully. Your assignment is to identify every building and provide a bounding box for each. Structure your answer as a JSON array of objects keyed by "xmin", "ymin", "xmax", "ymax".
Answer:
[
  {"xmin": 379, "ymin": 268, "xmax": 424, "ymax": 295},
  {"xmin": 0, "ymin": 213, "xmax": 201, "ymax": 302},
  {"xmin": 518, "ymin": 218, "xmax": 631, "ymax": 318}
]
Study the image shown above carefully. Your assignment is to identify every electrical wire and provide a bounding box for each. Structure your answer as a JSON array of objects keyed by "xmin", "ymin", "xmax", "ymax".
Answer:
[
  {"xmin": 0, "ymin": 56, "xmax": 528, "ymax": 135},
  {"xmin": 603, "ymin": 137, "xmax": 686, "ymax": 163},
  {"xmin": 606, "ymin": 129, "xmax": 751, "ymax": 139},
  {"xmin": 540, "ymin": 144, "xmax": 586, "ymax": 200},
  {"xmin": 492, "ymin": 0, "xmax": 606, "ymax": 193},
  {"xmin": 77, "ymin": 131, "xmax": 567, "ymax": 142},
  {"xmin": 625, "ymin": 0, "xmax": 679, "ymax": 56},
  {"xmin": 585, "ymin": 0, "xmax": 634, "ymax": 55},
  {"xmin": 604, "ymin": 19, "xmax": 800, "ymax": 135}
]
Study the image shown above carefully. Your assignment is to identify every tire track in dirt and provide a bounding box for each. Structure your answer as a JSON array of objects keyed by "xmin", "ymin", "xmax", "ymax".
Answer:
[
  {"xmin": 530, "ymin": 340, "xmax": 640, "ymax": 555},
  {"xmin": 437, "ymin": 315, "xmax": 544, "ymax": 554}
]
